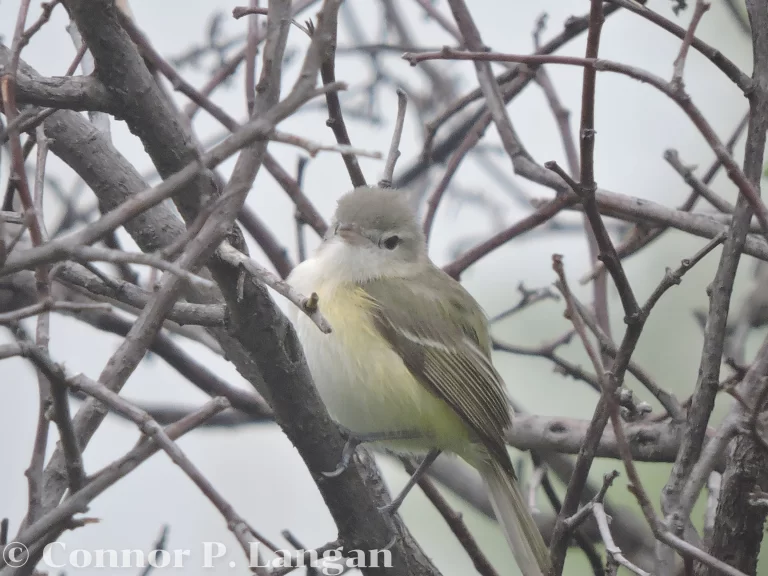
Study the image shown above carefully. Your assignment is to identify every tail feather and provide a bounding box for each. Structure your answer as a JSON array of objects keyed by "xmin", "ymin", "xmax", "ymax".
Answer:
[{"xmin": 480, "ymin": 458, "xmax": 550, "ymax": 576}]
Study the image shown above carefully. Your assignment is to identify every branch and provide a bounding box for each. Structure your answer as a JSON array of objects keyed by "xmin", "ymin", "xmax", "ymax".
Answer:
[
  {"xmin": 445, "ymin": 0, "xmax": 568, "ymax": 194},
  {"xmin": 55, "ymin": 264, "xmax": 227, "ymax": 327},
  {"xmin": 533, "ymin": 188, "xmax": 768, "ymax": 262},
  {"xmin": 605, "ymin": 0, "xmax": 750, "ymax": 93},
  {"xmin": 670, "ymin": 0, "xmax": 711, "ymax": 90},
  {"xmin": 405, "ymin": 49, "xmax": 768, "ymax": 242},
  {"xmin": 664, "ymin": 149, "xmax": 734, "ymax": 213},
  {"xmin": 548, "ymin": 252, "xmax": 613, "ymax": 576},
  {"xmin": 443, "ymin": 194, "xmax": 578, "ymax": 278},
  {"xmin": 218, "ymin": 242, "xmax": 332, "ymax": 333},
  {"xmin": 378, "ymin": 89, "xmax": 407, "ymax": 188},
  {"xmin": 580, "ymin": 114, "xmax": 749, "ymax": 284},
  {"xmin": 316, "ymin": 10, "xmax": 367, "ymax": 188},
  {"xmin": 0, "ymin": 82, "xmax": 343, "ymax": 278},
  {"xmin": 401, "ymin": 457, "xmax": 499, "ymax": 576},
  {"xmin": 691, "ymin": 3, "xmax": 768, "ymax": 571},
  {"xmin": 2, "ymin": 391, "xmax": 229, "ymax": 565},
  {"xmin": 407, "ymin": 3, "xmax": 621, "ymax": 173},
  {"xmin": 24, "ymin": 347, "xmax": 257, "ymax": 561}
]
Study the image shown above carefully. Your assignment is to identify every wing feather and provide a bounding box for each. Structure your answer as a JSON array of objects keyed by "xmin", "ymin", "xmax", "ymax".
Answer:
[{"xmin": 361, "ymin": 270, "xmax": 512, "ymax": 466}]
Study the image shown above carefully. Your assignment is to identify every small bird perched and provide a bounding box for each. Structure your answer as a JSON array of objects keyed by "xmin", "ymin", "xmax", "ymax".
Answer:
[{"xmin": 288, "ymin": 186, "xmax": 550, "ymax": 576}]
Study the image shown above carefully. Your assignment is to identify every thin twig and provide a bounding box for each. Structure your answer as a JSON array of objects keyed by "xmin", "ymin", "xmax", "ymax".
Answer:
[
  {"xmin": 422, "ymin": 107, "xmax": 487, "ymax": 241},
  {"xmin": 574, "ymin": 0, "xmax": 612, "ymax": 357},
  {"xmin": 218, "ymin": 242, "xmax": 331, "ymax": 333},
  {"xmin": 564, "ymin": 470, "xmax": 619, "ymax": 530},
  {"xmin": 443, "ymin": 194, "xmax": 578, "ymax": 278},
  {"xmin": 664, "ymin": 150, "xmax": 734, "ymax": 213},
  {"xmin": 642, "ymin": 232, "xmax": 727, "ymax": 315},
  {"xmin": 604, "ymin": 0, "xmax": 749, "ymax": 91},
  {"xmin": 0, "ymin": 300, "xmax": 112, "ymax": 324},
  {"xmin": 402, "ymin": 458, "xmax": 499, "ymax": 576},
  {"xmin": 490, "ymin": 284, "xmax": 559, "ymax": 323},
  {"xmin": 271, "ymin": 131, "xmax": 382, "ymax": 159},
  {"xmin": 671, "ymin": 0, "xmax": 711, "ymax": 90},
  {"xmin": 243, "ymin": 0, "xmax": 260, "ymax": 115},
  {"xmin": 315, "ymin": 13, "xmax": 367, "ymax": 187},
  {"xmin": 405, "ymin": 48, "xmax": 768, "ymax": 242},
  {"xmin": 593, "ymin": 503, "xmax": 650, "ymax": 576},
  {"xmin": 580, "ymin": 113, "xmax": 748, "ymax": 284},
  {"xmin": 294, "ymin": 156, "xmax": 309, "ymax": 263},
  {"xmin": 232, "ymin": 5, "xmax": 312, "ymax": 36},
  {"xmin": 379, "ymin": 89, "xmax": 408, "ymax": 188},
  {"xmin": 5, "ymin": 393, "xmax": 230, "ymax": 559},
  {"xmin": 548, "ymin": 251, "xmax": 615, "ymax": 576}
]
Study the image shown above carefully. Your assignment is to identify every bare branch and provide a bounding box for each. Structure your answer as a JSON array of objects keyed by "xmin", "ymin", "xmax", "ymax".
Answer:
[
  {"xmin": 218, "ymin": 242, "xmax": 332, "ymax": 333},
  {"xmin": 379, "ymin": 89, "xmax": 408, "ymax": 189},
  {"xmin": 671, "ymin": 1, "xmax": 711, "ymax": 90}
]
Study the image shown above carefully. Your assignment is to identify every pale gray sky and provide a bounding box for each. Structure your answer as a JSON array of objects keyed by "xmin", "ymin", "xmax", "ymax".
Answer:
[{"xmin": 0, "ymin": 1, "xmax": 758, "ymax": 575}]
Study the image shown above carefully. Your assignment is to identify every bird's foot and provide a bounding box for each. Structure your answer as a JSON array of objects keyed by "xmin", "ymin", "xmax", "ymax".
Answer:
[
  {"xmin": 322, "ymin": 427, "xmax": 425, "ymax": 478},
  {"xmin": 378, "ymin": 449, "xmax": 442, "ymax": 515}
]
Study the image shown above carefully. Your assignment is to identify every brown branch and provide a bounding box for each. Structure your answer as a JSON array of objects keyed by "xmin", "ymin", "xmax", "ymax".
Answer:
[
  {"xmin": 642, "ymin": 232, "xmax": 727, "ymax": 317},
  {"xmin": 24, "ymin": 125, "xmax": 54, "ymax": 525},
  {"xmin": 443, "ymin": 194, "xmax": 578, "ymax": 278},
  {"xmin": 181, "ymin": 0, "xmax": 320, "ymax": 120},
  {"xmin": 316, "ymin": 12, "xmax": 367, "ymax": 188},
  {"xmin": 551, "ymin": 251, "xmax": 749, "ymax": 576},
  {"xmin": 605, "ymin": 0, "xmax": 750, "ymax": 93},
  {"xmin": 402, "ymin": 458, "xmax": 499, "ymax": 576},
  {"xmin": 422, "ymin": 109, "xmax": 485, "ymax": 241},
  {"xmin": 405, "ymin": 48, "xmax": 768, "ymax": 243},
  {"xmin": 378, "ymin": 89, "xmax": 407, "ymax": 189},
  {"xmin": 690, "ymin": 1, "xmax": 768, "ymax": 571},
  {"xmin": 3, "ymin": 392, "xmax": 230, "ymax": 563},
  {"xmin": 538, "ymin": 188, "xmax": 768, "ymax": 261},
  {"xmin": 495, "ymin": 332, "xmax": 601, "ymax": 395},
  {"xmin": 576, "ymin": 0, "xmax": 612, "ymax": 353},
  {"xmin": 238, "ymin": 205, "xmax": 295, "ymax": 278},
  {"xmin": 0, "ymin": 82, "xmax": 342, "ymax": 278},
  {"xmin": 26, "ymin": 346, "xmax": 257, "ymax": 562},
  {"xmin": 581, "ymin": 114, "xmax": 748, "ymax": 284},
  {"xmin": 4, "ymin": 0, "xmax": 88, "ymax": 503},
  {"xmin": 119, "ymin": 400, "xmax": 719, "ymax": 467},
  {"xmin": 117, "ymin": 16, "xmax": 328, "ymax": 245},
  {"xmin": 445, "ymin": 0, "xmax": 568, "ymax": 194},
  {"xmin": 244, "ymin": 0, "xmax": 260, "ymax": 115},
  {"xmin": 31, "ymin": 0, "xmax": 340, "ymax": 527},
  {"xmin": 62, "ymin": 307, "xmax": 271, "ymax": 418},
  {"xmin": 664, "ymin": 150, "xmax": 734, "ymax": 213},
  {"xmin": 548, "ymin": 252, "xmax": 613, "ymax": 576},
  {"xmin": 218, "ymin": 242, "xmax": 331, "ymax": 333},
  {"xmin": 55, "ymin": 264, "xmax": 227, "ymax": 327},
  {"xmin": 414, "ymin": 3, "xmax": 621, "ymax": 166},
  {"xmin": 671, "ymin": 0, "xmax": 711, "ymax": 90}
]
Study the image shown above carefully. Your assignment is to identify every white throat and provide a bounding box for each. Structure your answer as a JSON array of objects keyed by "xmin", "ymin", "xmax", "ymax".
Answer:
[{"xmin": 301, "ymin": 237, "xmax": 420, "ymax": 289}]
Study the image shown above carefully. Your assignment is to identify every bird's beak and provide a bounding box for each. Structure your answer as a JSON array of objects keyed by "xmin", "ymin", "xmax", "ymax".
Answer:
[{"xmin": 335, "ymin": 224, "xmax": 368, "ymax": 246}]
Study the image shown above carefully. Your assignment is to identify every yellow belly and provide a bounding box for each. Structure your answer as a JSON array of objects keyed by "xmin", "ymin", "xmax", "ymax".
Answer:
[{"xmin": 295, "ymin": 282, "xmax": 472, "ymax": 455}]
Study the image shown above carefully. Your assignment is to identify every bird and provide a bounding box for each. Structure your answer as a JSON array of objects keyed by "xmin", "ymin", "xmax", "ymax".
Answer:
[{"xmin": 287, "ymin": 185, "xmax": 550, "ymax": 576}]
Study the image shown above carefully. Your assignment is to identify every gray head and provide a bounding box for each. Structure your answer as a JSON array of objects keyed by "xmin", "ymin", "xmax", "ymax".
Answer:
[
  {"xmin": 318, "ymin": 187, "xmax": 427, "ymax": 280},
  {"xmin": 330, "ymin": 186, "xmax": 426, "ymax": 259}
]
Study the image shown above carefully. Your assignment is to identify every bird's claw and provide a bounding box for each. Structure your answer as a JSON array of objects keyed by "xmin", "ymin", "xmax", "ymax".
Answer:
[
  {"xmin": 321, "ymin": 435, "xmax": 360, "ymax": 478},
  {"xmin": 378, "ymin": 501, "xmax": 401, "ymax": 516}
]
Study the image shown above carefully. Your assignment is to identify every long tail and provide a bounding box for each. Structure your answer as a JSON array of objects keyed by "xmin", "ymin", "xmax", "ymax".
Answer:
[{"xmin": 479, "ymin": 457, "xmax": 550, "ymax": 576}]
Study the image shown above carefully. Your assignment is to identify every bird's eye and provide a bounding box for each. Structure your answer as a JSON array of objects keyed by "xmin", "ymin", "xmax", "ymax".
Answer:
[{"xmin": 382, "ymin": 235, "xmax": 401, "ymax": 250}]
